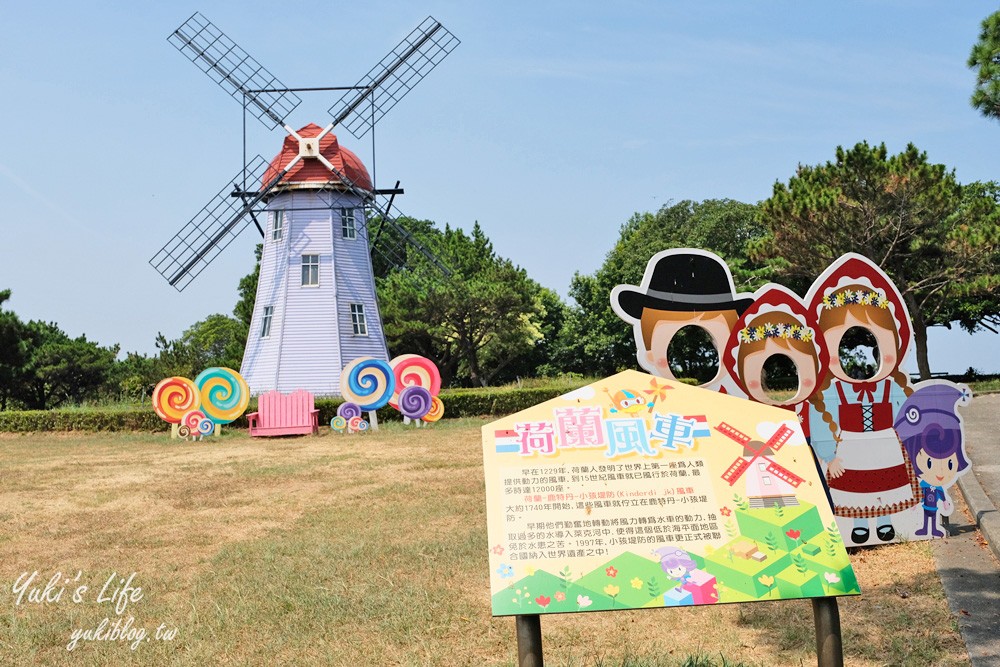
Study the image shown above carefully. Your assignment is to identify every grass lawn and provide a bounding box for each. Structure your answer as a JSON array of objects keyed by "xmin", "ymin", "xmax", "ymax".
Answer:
[{"xmin": 0, "ymin": 421, "xmax": 970, "ymax": 666}]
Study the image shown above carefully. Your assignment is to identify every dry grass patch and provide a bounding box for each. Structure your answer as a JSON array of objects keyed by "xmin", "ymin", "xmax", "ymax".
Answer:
[{"xmin": 0, "ymin": 422, "xmax": 970, "ymax": 666}]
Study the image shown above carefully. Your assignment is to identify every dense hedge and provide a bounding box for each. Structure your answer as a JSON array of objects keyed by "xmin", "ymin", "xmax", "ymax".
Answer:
[
  {"xmin": 0, "ymin": 408, "xmax": 164, "ymax": 433},
  {"xmin": 0, "ymin": 385, "xmax": 587, "ymax": 433}
]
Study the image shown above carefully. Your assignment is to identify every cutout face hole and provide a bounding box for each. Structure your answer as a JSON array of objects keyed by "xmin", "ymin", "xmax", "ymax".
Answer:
[
  {"xmin": 837, "ymin": 326, "xmax": 879, "ymax": 380},
  {"xmin": 761, "ymin": 354, "xmax": 799, "ymax": 403},
  {"xmin": 667, "ymin": 325, "xmax": 720, "ymax": 385}
]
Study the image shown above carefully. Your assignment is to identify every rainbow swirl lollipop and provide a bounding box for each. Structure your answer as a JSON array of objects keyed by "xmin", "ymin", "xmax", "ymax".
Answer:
[
  {"xmin": 195, "ymin": 367, "xmax": 250, "ymax": 424},
  {"xmin": 422, "ymin": 396, "xmax": 445, "ymax": 423},
  {"xmin": 389, "ymin": 355, "xmax": 441, "ymax": 409},
  {"xmin": 330, "ymin": 416, "xmax": 347, "ymax": 432},
  {"xmin": 197, "ymin": 415, "xmax": 216, "ymax": 437},
  {"xmin": 152, "ymin": 377, "xmax": 200, "ymax": 424},
  {"xmin": 340, "ymin": 357, "xmax": 396, "ymax": 411},
  {"xmin": 182, "ymin": 409, "xmax": 206, "ymax": 432}
]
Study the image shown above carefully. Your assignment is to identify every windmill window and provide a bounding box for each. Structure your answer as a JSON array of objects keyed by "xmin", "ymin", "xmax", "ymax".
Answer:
[
  {"xmin": 260, "ymin": 306, "xmax": 274, "ymax": 338},
  {"xmin": 301, "ymin": 255, "xmax": 320, "ymax": 286},
  {"xmin": 271, "ymin": 210, "xmax": 284, "ymax": 242},
  {"xmin": 341, "ymin": 208, "xmax": 357, "ymax": 240},
  {"xmin": 350, "ymin": 303, "xmax": 368, "ymax": 336}
]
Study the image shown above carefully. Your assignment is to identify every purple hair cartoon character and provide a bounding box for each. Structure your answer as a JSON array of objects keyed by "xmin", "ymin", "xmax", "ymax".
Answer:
[
  {"xmin": 655, "ymin": 547, "xmax": 698, "ymax": 588},
  {"xmin": 895, "ymin": 382, "xmax": 972, "ymax": 538}
]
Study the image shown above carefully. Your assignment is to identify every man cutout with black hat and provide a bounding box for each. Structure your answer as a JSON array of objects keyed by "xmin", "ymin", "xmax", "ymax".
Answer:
[{"xmin": 610, "ymin": 249, "xmax": 754, "ymax": 396}]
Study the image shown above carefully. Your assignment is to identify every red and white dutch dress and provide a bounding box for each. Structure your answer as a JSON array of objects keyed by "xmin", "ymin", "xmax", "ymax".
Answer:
[{"xmin": 825, "ymin": 379, "xmax": 919, "ymax": 518}]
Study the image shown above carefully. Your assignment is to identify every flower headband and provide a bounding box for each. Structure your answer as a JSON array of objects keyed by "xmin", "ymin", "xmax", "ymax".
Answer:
[
  {"xmin": 737, "ymin": 322, "xmax": 814, "ymax": 344},
  {"xmin": 821, "ymin": 289, "xmax": 890, "ymax": 310}
]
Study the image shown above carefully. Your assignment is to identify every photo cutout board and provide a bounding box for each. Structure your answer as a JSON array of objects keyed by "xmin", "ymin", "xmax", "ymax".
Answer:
[
  {"xmin": 482, "ymin": 370, "xmax": 859, "ymax": 617},
  {"xmin": 612, "ymin": 250, "xmax": 974, "ymax": 547}
]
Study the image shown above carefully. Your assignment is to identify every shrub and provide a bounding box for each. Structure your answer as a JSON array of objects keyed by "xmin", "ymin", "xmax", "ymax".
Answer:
[{"xmin": 0, "ymin": 383, "xmax": 586, "ymax": 433}]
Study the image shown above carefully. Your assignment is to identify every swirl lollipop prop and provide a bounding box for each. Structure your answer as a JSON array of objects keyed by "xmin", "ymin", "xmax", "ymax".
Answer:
[
  {"xmin": 337, "ymin": 402, "xmax": 363, "ymax": 420},
  {"xmin": 340, "ymin": 357, "xmax": 395, "ymax": 429},
  {"xmin": 335, "ymin": 402, "xmax": 368, "ymax": 434},
  {"xmin": 398, "ymin": 386, "xmax": 433, "ymax": 425},
  {"xmin": 330, "ymin": 416, "xmax": 347, "ymax": 433},
  {"xmin": 422, "ymin": 396, "xmax": 445, "ymax": 424},
  {"xmin": 179, "ymin": 409, "xmax": 215, "ymax": 441},
  {"xmin": 153, "ymin": 377, "xmax": 200, "ymax": 424},
  {"xmin": 389, "ymin": 355, "xmax": 442, "ymax": 411},
  {"xmin": 196, "ymin": 367, "xmax": 251, "ymax": 427}
]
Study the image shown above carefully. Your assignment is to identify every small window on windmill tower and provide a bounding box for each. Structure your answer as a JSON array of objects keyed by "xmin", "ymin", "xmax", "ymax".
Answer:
[
  {"xmin": 350, "ymin": 303, "xmax": 368, "ymax": 336},
  {"xmin": 341, "ymin": 208, "xmax": 357, "ymax": 240},
  {"xmin": 260, "ymin": 305, "xmax": 274, "ymax": 338},
  {"xmin": 271, "ymin": 210, "xmax": 284, "ymax": 242},
  {"xmin": 301, "ymin": 255, "xmax": 320, "ymax": 287}
]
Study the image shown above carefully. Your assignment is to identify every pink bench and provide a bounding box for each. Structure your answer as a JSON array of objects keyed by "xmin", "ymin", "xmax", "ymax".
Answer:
[{"xmin": 247, "ymin": 390, "xmax": 319, "ymax": 437}]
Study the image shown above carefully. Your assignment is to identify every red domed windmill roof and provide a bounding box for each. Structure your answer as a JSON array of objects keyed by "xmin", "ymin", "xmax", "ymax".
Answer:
[{"xmin": 262, "ymin": 123, "xmax": 372, "ymax": 192}]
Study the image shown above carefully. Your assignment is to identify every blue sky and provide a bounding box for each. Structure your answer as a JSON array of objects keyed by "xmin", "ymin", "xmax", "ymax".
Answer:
[{"xmin": 1, "ymin": 1, "xmax": 998, "ymax": 374}]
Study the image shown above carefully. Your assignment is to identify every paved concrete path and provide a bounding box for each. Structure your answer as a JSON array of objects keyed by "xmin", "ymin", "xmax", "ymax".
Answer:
[{"xmin": 932, "ymin": 391, "xmax": 1000, "ymax": 667}]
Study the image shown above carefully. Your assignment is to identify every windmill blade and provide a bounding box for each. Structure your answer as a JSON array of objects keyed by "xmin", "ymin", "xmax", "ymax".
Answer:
[
  {"xmin": 765, "ymin": 424, "xmax": 795, "ymax": 451},
  {"xmin": 366, "ymin": 200, "xmax": 451, "ymax": 276},
  {"xmin": 328, "ymin": 16, "xmax": 459, "ymax": 139},
  {"xmin": 308, "ymin": 150, "xmax": 451, "ymax": 277},
  {"xmin": 168, "ymin": 12, "xmax": 301, "ymax": 130},
  {"xmin": 714, "ymin": 422, "xmax": 752, "ymax": 447},
  {"xmin": 150, "ymin": 156, "xmax": 284, "ymax": 291},
  {"xmin": 721, "ymin": 457, "xmax": 751, "ymax": 486},
  {"xmin": 763, "ymin": 461, "xmax": 805, "ymax": 488}
]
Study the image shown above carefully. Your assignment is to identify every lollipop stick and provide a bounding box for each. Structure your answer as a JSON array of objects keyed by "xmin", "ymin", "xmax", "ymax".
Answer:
[{"xmin": 368, "ymin": 411, "xmax": 380, "ymax": 431}]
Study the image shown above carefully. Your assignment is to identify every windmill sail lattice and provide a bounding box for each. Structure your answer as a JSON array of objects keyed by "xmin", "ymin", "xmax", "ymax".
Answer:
[
  {"xmin": 150, "ymin": 156, "xmax": 281, "ymax": 291},
  {"xmin": 329, "ymin": 17, "xmax": 460, "ymax": 139},
  {"xmin": 168, "ymin": 12, "xmax": 301, "ymax": 130}
]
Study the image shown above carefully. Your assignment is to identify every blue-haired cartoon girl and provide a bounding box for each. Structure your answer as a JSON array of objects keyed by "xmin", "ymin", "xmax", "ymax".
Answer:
[{"xmin": 895, "ymin": 382, "xmax": 972, "ymax": 538}]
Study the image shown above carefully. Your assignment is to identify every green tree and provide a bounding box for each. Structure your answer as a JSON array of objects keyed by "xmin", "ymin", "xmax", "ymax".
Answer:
[
  {"xmin": 155, "ymin": 314, "xmax": 247, "ymax": 379},
  {"xmin": 755, "ymin": 142, "xmax": 1000, "ymax": 379},
  {"xmin": 378, "ymin": 222, "xmax": 547, "ymax": 386},
  {"xmin": 568, "ymin": 199, "xmax": 768, "ymax": 377},
  {"xmin": 234, "ymin": 244, "xmax": 262, "ymax": 329},
  {"xmin": 0, "ymin": 290, "xmax": 28, "ymax": 410},
  {"xmin": 18, "ymin": 321, "xmax": 119, "ymax": 409},
  {"xmin": 969, "ymin": 10, "xmax": 1000, "ymax": 122}
]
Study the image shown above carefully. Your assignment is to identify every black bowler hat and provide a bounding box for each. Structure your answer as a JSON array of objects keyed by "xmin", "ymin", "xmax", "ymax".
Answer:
[{"xmin": 613, "ymin": 250, "xmax": 755, "ymax": 319}]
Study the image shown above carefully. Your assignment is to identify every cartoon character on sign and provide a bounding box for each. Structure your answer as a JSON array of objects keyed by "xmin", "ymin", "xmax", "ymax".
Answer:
[
  {"xmin": 603, "ymin": 387, "xmax": 653, "ymax": 415},
  {"xmin": 611, "ymin": 249, "xmax": 754, "ymax": 395},
  {"xmin": 724, "ymin": 285, "xmax": 829, "ymax": 442},
  {"xmin": 656, "ymin": 548, "xmax": 696, "ymax": 588},
  {"xmin": 895, "ymin": 383, "xmax": 973, "ymax": 538},
  {"xmin": 805, "ymin": 254, "xmax": 919, "ymax": 545}
]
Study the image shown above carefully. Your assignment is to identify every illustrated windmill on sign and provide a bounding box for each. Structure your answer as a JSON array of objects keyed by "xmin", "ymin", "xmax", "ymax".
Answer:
[
  {"xmin": 150, "ymin": 13, "xmax": 459, "ymax": 396},
  {"xmin": 715, "ymin": 422, "xmax": 804, "ymax": 508}
]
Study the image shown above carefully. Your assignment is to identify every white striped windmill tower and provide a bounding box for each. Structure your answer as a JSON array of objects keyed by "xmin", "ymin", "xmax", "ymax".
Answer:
[{"xmin": 150, "ymin": 13, "xmax": 458, "ymax": 396}]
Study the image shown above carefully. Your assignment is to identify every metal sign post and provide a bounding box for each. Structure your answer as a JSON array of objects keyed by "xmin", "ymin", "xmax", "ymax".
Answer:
[
  {"xmin": 812, "ymin": 597, "xmax": 845, "ymax": 667},
  {"xmin": 512, "ymin": 600, "xmax": 845, "ymax": 667},
  {"xmin": 515, "ymin": 615, "xmax": 543, "ymax": 667}
]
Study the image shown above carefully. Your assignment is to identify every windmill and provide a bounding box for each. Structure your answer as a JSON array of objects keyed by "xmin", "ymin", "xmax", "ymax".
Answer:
[
  {"xmin": 714, "ymin": 422, "xmax": 804, "ymax": 508},
  {"xmin": 150, "ymin": 13, "xmax": 459, "ymax": 396}
]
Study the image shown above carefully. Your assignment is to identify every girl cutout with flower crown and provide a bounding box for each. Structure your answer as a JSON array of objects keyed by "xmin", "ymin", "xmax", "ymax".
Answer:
[
  {"xmin": 723, "ymin": 284, "xmax": 829, "ymax": 443},
  {"xmin": 805, "ymin": 254, "xmax": 920, "ymax": 546}
]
